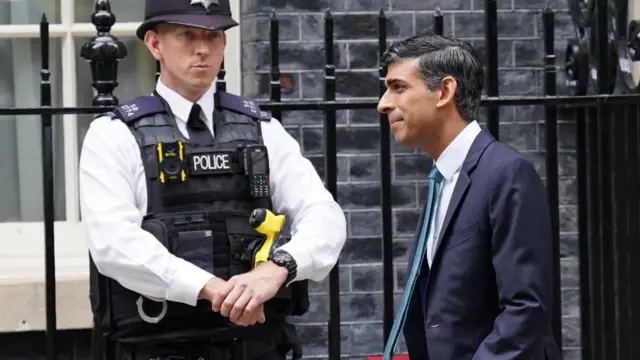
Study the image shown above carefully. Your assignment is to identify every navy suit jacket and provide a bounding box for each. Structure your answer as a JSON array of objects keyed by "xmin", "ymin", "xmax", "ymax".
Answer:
[{"xmin": 402, "ymin": 130, "xmax": 562, "ymax": 360}]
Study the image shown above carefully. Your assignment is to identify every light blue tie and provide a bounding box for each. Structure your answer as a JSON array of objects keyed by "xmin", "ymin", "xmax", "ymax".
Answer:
[{"xmin": 383, "ymin": 165, "xmax": 444, "ymax": 359}]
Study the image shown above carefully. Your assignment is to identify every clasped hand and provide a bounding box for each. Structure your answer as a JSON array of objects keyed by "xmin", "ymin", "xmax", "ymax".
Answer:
[{"xmin": 201, "ymin": 261, "xmax": 288, "ymax": 326}]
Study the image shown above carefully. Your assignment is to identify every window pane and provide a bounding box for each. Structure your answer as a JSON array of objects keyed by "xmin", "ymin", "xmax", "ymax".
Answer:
[
  {"xmin": 75, "ymin": 0, "xmax": 144, "ymax": 24},
  {"xmin": 75, "ymin": 36, "xmax": 157, "ymax": 154},
  {"xmin": 0, "ymin": 0, "xmax": 60, "ymax": 25},
  {"xmin": 0, "ymin": 38, "xmax": 65, "ymax": 222}
]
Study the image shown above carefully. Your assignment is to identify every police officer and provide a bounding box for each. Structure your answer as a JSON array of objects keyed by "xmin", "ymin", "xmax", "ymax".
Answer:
[{"xmin": 78, "ymin": 0, "xmax": 347, "ymax": 359}]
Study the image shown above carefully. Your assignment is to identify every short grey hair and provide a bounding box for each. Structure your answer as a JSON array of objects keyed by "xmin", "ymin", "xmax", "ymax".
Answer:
[{"xmin": 381, "ymin": 34, "xmax": 484, "ymax": 123}]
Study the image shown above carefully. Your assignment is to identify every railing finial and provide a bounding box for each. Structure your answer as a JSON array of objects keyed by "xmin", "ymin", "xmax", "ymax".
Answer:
[{"xmin": 80, "ymin": 0, "xmax": 128, "ymax": 107}]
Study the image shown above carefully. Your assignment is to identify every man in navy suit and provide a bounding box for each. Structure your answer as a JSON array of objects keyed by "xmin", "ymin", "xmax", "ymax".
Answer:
[{"xmin": 377, "ymin": 34, "xmax": 562, "ymax": 360}]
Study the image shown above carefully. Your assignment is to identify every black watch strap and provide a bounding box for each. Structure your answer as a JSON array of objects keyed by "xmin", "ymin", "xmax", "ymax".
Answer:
[{"xmin": 270, "ymin": 249, "xmax": 297, "ymax": 284}]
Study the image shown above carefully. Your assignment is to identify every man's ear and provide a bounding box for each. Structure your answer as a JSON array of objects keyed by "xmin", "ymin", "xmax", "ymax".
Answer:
[
  {"xmin": 435, "ymin": 76, "xmax": 457, "ymax": 109},
  {"xmin": 144, "ymin": 29, "xmax": 163, "ymax": 61}
]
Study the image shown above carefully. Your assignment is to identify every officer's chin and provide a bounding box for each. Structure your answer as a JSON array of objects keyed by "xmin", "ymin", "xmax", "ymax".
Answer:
[{"xmin": 187, "ymin": 75, "xmax": 216, "ymax": 88}]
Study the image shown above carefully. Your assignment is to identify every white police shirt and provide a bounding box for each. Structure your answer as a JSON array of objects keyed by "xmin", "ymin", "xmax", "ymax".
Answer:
[{"xmin": 79, "ymin": 79, "xmax": 347, "ymax": 307}]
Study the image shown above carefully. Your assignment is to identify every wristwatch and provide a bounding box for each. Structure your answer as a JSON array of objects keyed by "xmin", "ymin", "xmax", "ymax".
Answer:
[{"xmin": 269, "ymin": 249, "xmax": 297, "ymax": 285}]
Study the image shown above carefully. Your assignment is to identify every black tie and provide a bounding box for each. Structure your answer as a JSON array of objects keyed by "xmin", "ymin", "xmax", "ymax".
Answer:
[{"xmin": 187, "ymin": 103, "xmax": 214, "ymax": 144}]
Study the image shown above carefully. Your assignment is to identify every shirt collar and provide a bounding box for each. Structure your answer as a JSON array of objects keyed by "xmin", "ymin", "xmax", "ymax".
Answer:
[
  {"xmin": 435, "ymin": 120, "xmax": 482, "ymax": 181},
  {"xmin": 154, "ymin": 78, "xmax": 215, "ymax": 124}
]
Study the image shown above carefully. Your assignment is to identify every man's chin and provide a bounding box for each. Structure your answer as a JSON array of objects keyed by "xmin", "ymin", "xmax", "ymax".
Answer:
[
  {"xmin": 392, "ymin": 131, "xmax": 420, "ymax": 150},
  {"xmin": 392, "ymin": 128, "xmax": 407, "ymax": 144}
]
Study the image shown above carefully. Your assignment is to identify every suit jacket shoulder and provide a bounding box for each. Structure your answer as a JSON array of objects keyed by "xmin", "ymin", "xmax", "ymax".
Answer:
[{"xmin": 474, "ymin": 137, "xmax": 542, "ymax": 194}]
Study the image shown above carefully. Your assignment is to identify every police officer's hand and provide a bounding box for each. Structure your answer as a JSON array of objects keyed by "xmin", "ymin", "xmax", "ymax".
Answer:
[
  {"xmin": 199, "ymin": 277, "xmax": 233, "ymax": 306},
  {"xmin": 201, "ymin": 276, "xmax": 266, "ymax": 326},
  {"xmin": 214, "ymin": 261, "xmax": 288, "ymax": 326}
]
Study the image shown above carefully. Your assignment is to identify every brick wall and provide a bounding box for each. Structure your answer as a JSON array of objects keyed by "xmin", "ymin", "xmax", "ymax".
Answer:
[{"xmin": 241, "ymin": 0, "xmax": 581, "ymax": 359}]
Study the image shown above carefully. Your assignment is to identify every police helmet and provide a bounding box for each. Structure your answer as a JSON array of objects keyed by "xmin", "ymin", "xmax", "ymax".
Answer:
[{"xmin": 136, "ymin": 0, "xmax": 239, "ymax": 40}]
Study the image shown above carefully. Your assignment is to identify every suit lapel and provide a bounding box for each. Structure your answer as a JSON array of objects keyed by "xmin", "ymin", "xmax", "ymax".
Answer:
[
  {"xmin": 430, "ymin": 172, "xmax": 470, "ymax": 262},
  {"xmin": 405, "ymin": 130, "xmax": 495, "ymax": 276},
  {"xmin": 429, "ymin": 130, "xmax": 495, "ymax": 268}
]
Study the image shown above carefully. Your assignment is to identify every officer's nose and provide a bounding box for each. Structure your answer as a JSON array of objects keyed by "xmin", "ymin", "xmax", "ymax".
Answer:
[
  {"xmin": 195, "ymin": 39, "xmax": 211, "ymax": 57},
  {"xmin": 377, "ymin": 91, "xmax": 395, "ymax": 115}
]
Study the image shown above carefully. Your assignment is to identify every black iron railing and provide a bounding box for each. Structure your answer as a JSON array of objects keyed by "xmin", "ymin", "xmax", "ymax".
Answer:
[{"xmin": 564, "ymin": 0, "xmax": 640, "ymax": 359}]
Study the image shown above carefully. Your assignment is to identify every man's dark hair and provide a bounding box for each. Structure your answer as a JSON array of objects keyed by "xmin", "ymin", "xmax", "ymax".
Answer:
[{"xmin": 381, "ymin": 34, "xmax": 484, "ymax": 123}]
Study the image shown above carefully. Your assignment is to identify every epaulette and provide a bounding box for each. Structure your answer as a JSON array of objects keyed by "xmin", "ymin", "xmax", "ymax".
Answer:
[
  {"xmin": 217, "ymin": 91, "xmax": 271, "ymax": 122},
  {"xmin": 109, "ymin": 96, "xmax": 166, "ymax": 123}
]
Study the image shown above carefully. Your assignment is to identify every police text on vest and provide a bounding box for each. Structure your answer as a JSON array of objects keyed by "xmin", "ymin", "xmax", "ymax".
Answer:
[{"xmin": 188, "ymin": 151, "xmax": 235, "ymax": 175}]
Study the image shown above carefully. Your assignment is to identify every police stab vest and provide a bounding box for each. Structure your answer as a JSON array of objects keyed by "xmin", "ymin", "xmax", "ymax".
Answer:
[{"xmin": 88, "ymin": 91, "xmax": 309, "ymax": 344}]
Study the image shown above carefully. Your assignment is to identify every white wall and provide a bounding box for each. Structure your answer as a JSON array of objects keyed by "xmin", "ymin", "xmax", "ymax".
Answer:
[{"xmin": 0, "ymin": 0, "xmax": 242, "ymax": 333}]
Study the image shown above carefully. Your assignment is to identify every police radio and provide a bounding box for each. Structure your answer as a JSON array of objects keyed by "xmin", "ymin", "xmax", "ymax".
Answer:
[
  {"xmin": 242, "ymin": 144, "xmax": 270, "ymax": 198},
  {"xmin": 156, "ymin": 141, "xmax": 187, "ymax": 183}
]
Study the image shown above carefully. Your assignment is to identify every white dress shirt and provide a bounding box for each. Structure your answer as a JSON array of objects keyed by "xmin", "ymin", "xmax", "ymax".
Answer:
[
  {"xmin": 78, "ymin": 79, "xmax": 347, "ymax": 307},
  {"xmin": 425, "ymin": 120, "xmax": 482, "ymax": 266}
]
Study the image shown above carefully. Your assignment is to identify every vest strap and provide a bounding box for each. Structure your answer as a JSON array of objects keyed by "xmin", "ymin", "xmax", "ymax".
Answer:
[
  {"xmin": 217, "ymin": 91, "xmax": 271, "ymax": 121},
  {"xmin": 109, "ymin": 96, "xmax": 167, "ymax": 123}
]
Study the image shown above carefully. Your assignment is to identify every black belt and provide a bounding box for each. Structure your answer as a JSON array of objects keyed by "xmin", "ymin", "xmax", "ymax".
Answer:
[{"xmin": 117, "ymin": 338, "xmax": 277, "ymax": 360}]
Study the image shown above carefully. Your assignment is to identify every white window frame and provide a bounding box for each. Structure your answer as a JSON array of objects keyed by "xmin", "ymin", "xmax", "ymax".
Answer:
[{"xmin": 0, "ymin": 0, "xmax": 241, "ymax": 286}]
